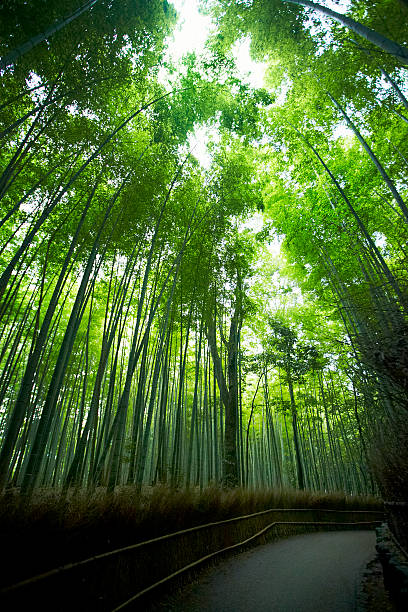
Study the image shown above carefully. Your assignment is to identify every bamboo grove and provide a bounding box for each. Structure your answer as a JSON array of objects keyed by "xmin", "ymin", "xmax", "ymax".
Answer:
[{"xmin": 0, "ymin": 0, "xmax": 407, "ymax": 501}]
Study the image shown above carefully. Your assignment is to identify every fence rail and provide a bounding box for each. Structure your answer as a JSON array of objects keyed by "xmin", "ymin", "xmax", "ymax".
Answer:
[
  {"xmin": 1, "ymin": 507, "xmax": 384, "ymax": 611},
  {"xmin": 113, "ymin": 519, "xmax": 383, "ymax": 611}
]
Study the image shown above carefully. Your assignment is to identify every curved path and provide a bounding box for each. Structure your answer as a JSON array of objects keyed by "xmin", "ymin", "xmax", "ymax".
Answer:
[{"xmin": 157, "ymin": 530, "xmax": 376, "ymax": 611}]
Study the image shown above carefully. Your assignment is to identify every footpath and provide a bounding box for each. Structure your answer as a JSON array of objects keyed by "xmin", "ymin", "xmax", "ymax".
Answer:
[{"xmin": 154, "ymin": 530, "xmax": 377, "ymax": 611}]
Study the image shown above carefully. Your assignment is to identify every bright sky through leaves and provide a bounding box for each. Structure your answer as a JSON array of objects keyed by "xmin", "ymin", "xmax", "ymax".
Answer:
[
  {"xmin": 169, "ymin": 0, "xmax": 266, "ymax": 87},
  {"xmin": 167, "ymin": 0, "xmax": 285, "ymax": 256},
  {"xmin": 167, "ymin": 0, "xmax": 213, "ymax": 62},
  {"xmin": 1, "ymin": 0, "xmax": 405, "ymax": 505},
  {"xmin": 168, "ymin": 0, "xmax": 266, "ymax": 169}
]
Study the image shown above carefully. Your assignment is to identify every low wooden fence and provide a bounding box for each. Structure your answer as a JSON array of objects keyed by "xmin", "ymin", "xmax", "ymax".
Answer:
[{"xmin": 0, "ymin": 508, "xmax": 384, "ymax": 611}]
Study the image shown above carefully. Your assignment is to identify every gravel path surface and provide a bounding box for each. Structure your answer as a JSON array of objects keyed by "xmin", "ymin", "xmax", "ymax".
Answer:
[{"xmin": 156, "ymin": 530, "xmax": 376, "ymax": 611}]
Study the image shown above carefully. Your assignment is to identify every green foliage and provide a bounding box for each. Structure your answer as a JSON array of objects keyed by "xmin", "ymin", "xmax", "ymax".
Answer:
[{"xmin": 0, "ymin": 0, "xmax": 405, "ymax": 516}]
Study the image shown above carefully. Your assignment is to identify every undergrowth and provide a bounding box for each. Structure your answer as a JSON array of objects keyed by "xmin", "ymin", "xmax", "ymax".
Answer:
[{"xmin": 0, "ymin": 485, "xmax": 382, "ymax": 588}]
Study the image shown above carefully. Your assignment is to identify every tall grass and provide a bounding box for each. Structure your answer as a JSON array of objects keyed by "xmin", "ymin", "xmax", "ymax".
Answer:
[{"xmin": 0, "ymin": 485, "xmax": 382, "ymax": 588}]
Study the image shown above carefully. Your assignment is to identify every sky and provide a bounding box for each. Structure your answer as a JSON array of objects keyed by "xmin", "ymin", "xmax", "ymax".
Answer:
[
  {"xmin": 165, "ymin": 0, "xmax": 293, "ymax": 258},
  {"xmin": 167, "ymin": 0, "xmax": 265, "ymax": 87},
  {"xmin": 165, "ymin": 0, "xmax": 353, "ymax": 167},
  {"xmin": 167, "ymin": 0, "xmax": 213, "ymax": 64},
  {"xmin": 165, "ymin": 0, "xmax": 267, "ymax": 169},
  {"xmin": 164, "ymin": 0, "xmax": 352, "ymax": 253},
  {"xmin": 167, "ymin": 0, "xmax": 351, "ymax": 69}
]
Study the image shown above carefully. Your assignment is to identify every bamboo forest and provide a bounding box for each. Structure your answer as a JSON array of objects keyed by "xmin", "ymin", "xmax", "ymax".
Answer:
[{"xmin": 1, "ymin": 0, "xmax": 408, "ymax": 544}]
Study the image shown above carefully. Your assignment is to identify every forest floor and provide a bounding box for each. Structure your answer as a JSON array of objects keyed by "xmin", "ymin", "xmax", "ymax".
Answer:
[
  {"xmin": 358, "ymin": 555, "xmax": 395, "ymax": 611},
  {"xmin": 150, "ymin": 530, "xmax": 391, "ymax": 612}
]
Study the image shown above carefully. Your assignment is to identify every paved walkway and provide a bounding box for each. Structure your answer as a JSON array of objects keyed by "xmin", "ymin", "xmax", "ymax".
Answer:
[{"xmin": 156, "ymin": 530, "xmax": 376, "ymax": 611}]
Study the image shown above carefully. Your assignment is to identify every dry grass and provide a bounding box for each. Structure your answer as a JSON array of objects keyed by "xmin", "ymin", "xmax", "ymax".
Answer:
[{"xmin": 0, "ymin": 485, "xmax": 382, "ymax": 588}]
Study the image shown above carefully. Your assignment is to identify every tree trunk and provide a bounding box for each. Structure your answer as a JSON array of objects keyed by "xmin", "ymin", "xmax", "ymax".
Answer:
[
  {"xmin": 206, "ymin": 293, "xmax": 241, "ymax": 488},
  {"xmin": 287, "ymin": 372, "xmax": 305, "ymax": 489},
  {"xmin": 0, "ymin": 0, "xmax": 99, "ymax": 71},
  {"xmin": 282, "ymin": 0, "xmax": 408, "ymax": 65}
]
